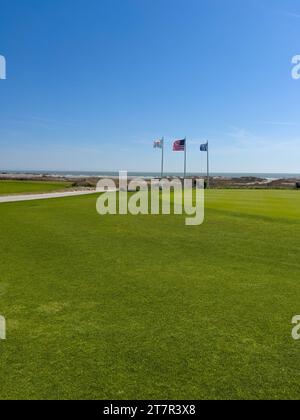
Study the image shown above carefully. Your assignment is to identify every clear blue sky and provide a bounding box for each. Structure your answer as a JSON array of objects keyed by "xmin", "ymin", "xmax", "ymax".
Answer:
[{"xmin": 0, "ymin": 0, "xmax": 299, "ymax": 173}]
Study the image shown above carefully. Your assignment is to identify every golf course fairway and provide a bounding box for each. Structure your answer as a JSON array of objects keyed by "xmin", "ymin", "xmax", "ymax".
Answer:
[
  {"xmin": 0, "ymin": 180, "xmax": 71, "ymax": 196},
  {"xmin": 0, "ymin": 189, "xmax": 299, "ymax": 400}
]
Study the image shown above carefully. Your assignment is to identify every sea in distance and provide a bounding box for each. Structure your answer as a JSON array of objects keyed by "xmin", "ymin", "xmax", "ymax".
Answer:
[{"xmin": 1, "ymin": 170, "xmax": 300, "ymax": 180}]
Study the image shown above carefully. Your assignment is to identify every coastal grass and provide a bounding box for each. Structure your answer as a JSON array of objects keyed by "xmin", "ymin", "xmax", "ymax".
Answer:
[
  {"xmin": 0, "ymin": 180, "xmax": 71, "ymax": 195},
  {"xmin": 0, "ymin": 189, "xmax": 300, "ymax": 399}
]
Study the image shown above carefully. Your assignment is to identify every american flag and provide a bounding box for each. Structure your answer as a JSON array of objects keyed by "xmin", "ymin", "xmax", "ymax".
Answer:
[{"xmin": 173, "ymin": 139, "xmax": 186, "ymax": 152}]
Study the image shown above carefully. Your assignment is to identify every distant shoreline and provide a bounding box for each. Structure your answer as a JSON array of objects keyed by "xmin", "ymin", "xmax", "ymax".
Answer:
[
  {"xmin": 1, "ymin": 170, "xmax": 300, "ymax": 189},
  {"xmin": 1, "ymin": 170, "xmax": 300, "ymax": 180}
]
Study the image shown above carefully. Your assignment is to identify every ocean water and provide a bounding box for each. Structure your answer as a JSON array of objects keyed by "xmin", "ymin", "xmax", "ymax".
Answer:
[{"xmin": 1, "ymin": 170, "xmax": 300, "ymax": 180}]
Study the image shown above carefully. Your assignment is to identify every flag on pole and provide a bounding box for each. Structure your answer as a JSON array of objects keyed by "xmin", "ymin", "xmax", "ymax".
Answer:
[
  {"xmin": 173, "ymin": 139, "xmax": 186, "ymax": 152},
  {"xmin": 153, "ymin": 139, "xmax": 163, "ymax": 149},
  {"xmin": 200, "ymin": 141, "xmax": 210, "ymax": 188},
  {"xmin": 200, "ymin": 142, "xmax": 208, "ymax": 152},
  {"xmin": 154, "ymin": 138, "xmax": 165, "ymax": 178},
  {"xmin": 173, "ymin": 138, "xmax": 187, "ymax": 179}
]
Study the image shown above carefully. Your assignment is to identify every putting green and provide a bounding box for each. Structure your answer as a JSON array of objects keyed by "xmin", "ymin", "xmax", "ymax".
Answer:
[
  {"xmin": 0, "ymin": 180, "xmax": 71, "ymax": 195},
  {"xmin": 0, "ymin": 189, "xmax": 299, "ymax": 399}
]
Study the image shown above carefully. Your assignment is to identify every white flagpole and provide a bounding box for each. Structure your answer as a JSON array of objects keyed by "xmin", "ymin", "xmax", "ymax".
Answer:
[
  {"xmin": 184, "ymin": 137, "xmax": 187, "ymax": 181},
  {"xmin": 161, "ymin": 137, "xmax": 164, "ymax": 179},
  {"xmin": 206, "ymin": 141, "xmax": 210, "ymax": 189}
]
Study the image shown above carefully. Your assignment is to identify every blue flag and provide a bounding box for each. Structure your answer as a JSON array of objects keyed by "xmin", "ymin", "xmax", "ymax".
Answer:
[{"xmin": 200, "ymin": 143, "xmax": 208, "ymax": 152}]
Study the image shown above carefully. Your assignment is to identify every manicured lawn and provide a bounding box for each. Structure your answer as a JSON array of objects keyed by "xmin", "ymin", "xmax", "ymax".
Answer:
[
  {"xmin": 0, "ymin": 180, "xmax": 71, "ymax": 195},
  {"xmin": 0, "ymin": 189, "xmax": 300, "ymax": 399}
]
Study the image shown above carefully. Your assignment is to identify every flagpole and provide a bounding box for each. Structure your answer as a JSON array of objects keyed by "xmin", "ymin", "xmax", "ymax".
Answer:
[
  {"xmin": 207, "ymin": 141, "xmax": 210, "ymax": 189},
  {"xmin": 161, "ymin": 137, "xmax": 164, "ymax": 179},
  {"xmin": 184, "ymin": 137, "xmax": 187, "ymax": 181}
]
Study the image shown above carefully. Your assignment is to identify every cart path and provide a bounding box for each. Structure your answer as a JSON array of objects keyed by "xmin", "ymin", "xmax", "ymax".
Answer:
[{"xmin": 0, "ymin": 190, "xmax": 98, "ymax": 203}]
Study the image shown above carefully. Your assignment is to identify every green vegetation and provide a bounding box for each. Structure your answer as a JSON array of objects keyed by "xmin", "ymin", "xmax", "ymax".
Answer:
[
  {"xmin": 0, "ymin": 189, "xmax": 300, "ymax": 399},
  {"xmin": 0, "ymin": 180, "xmax": 71, "ymax": 195}
]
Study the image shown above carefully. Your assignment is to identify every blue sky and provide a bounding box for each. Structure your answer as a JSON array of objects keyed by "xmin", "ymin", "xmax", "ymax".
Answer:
[{"xmin": 0, "ymin": 0, "xmax": 299, "ymax": 173}]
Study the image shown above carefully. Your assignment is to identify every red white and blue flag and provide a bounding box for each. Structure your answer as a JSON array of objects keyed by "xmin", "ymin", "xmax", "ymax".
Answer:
[{"xmin": 173, "ymin": 139, "xmax": 186, "ymax": 152}]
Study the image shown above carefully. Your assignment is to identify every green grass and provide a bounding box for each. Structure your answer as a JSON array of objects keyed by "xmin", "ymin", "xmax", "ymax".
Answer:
[
  {"xmin": 0, "ymin": 180, "xmax": 71, "ymax": 195},
  {"xmin": 0, "ymin": 189, "xmax": 300, "ymax": 400}
]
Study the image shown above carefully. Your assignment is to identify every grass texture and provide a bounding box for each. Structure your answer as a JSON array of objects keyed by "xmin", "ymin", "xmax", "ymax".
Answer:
[
  {"xmin": 0, "ymin": 189, "xmax": 299, "ymax": 399},
  {"xmin": 0, "ymin": 180, "xmax": 71, "ymax": 195}
]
